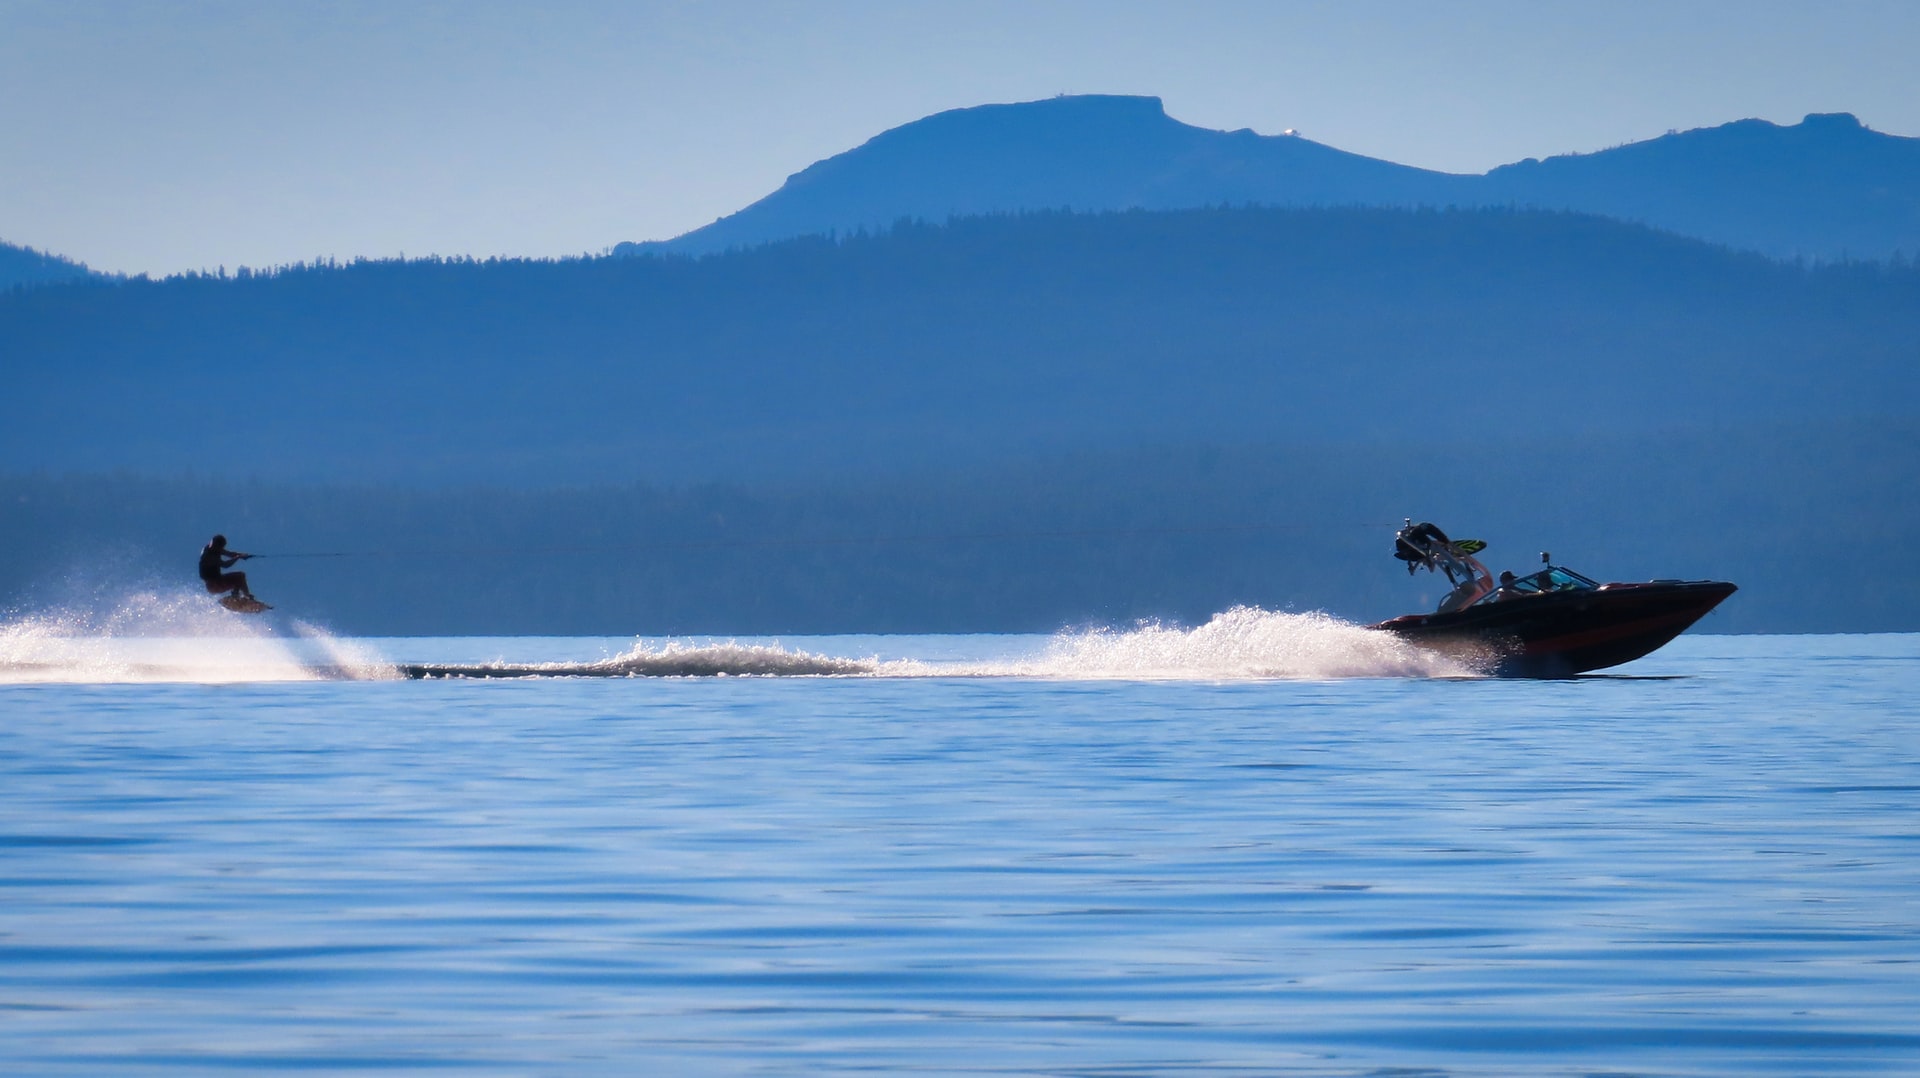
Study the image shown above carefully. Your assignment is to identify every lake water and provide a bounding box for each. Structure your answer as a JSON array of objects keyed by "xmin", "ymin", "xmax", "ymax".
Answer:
[{"xmin": 2, "ymin": 603, "xmax": 1917, "ymax": 1075}]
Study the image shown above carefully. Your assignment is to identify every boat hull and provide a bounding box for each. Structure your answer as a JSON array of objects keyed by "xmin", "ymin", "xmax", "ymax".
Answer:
[{"xmin": 1370, "ymin": 580, "xmax": 1737, "ymax": 676}]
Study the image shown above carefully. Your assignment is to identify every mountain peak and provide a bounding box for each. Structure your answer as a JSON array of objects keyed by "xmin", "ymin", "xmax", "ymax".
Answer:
[
  {"xmin": 966, "ymin": 93, "xmax": 1166, "ymax": 116},
  {"xmin": 623, "ymin": 94, "xmax": 1434, "ymax": 257},
  {"xmin": 780, "ymin": 94, "xmax": 1180, "ymax": 189},
  {"xmin": 865, "ymin": 94, "xmax": 1172, "ymax": 137},
  {"xmin": 1800, "ymin": 111, "xmax": 1863, "ymax": 130},
  {"xmin": 615, "ymin": 97, "xmax": 1920, "ymax": 262}
]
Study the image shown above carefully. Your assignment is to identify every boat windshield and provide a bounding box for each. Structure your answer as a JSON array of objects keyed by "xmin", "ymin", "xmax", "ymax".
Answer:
[
  {"xmin": 1474, "ymin": 566, "xmax": 1599, "ymax": 605},
  {"xmin": 1527, "ymin": 567, "xmax": 1596, "ymax": 592}
]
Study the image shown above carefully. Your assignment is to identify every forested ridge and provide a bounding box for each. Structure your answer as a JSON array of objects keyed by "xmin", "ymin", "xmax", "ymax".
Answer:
[
  {"xmin": 4, "ymin": 206, "xmax": 1915, "ymax": 482},
  {"xmin": 0, "ymin": 239, "xmax": 97, "ymax": 292}
]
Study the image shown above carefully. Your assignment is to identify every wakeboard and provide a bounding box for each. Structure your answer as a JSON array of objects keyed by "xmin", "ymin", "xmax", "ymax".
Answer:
[{"xmin": 219, "ymin": 594, "xmax": 273, "ymax": 614}]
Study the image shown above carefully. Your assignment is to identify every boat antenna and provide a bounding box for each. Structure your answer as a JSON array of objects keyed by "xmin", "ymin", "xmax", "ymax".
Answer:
[{"xmin": 1541, "ymin": 551, "xmax": 1550, "ymax": 564}]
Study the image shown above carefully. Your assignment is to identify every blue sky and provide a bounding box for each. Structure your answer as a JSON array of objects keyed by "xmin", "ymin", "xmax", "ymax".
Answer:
[{"xmin": 4, "ymin": 0, "xmax": 1916, "ymax": 276}]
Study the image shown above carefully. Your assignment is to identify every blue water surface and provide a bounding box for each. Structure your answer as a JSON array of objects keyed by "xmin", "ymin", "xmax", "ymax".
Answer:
[{"xmin": 1, "ymin": 632, "xmax": 1917, "ymax": 1075}]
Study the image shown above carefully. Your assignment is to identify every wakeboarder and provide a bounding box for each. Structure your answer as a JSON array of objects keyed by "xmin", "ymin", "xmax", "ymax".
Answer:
[{"xmin": 199, "ymin": 534, "xmax": 270, "ymax": 612}]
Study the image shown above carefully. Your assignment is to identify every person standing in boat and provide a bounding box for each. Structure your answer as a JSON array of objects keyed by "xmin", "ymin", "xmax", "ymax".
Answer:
[{"xmin": 198, "ymin": 534, "xmax": 257, "ymax": 601}]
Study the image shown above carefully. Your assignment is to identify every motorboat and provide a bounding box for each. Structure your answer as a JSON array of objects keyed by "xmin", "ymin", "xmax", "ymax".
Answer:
[{"xmin": 1370, "ymin": 521, "xmax": 1737, "ymax": 676}]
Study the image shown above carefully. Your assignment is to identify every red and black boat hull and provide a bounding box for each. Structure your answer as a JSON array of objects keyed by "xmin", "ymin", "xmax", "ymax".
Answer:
[{"xmin": 1370, "ymin": 580, "xmax": 1738, "ymax": 676}]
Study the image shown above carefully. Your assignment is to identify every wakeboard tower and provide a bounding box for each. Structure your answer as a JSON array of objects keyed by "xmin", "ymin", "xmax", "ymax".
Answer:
[
  {"xmin": 1392, "ymin": 521, "xmax": 1493, "ymax": 612},
  {"xmin": 1373, "ymin": 519, "xmax": 1736, "ymax": 676}
]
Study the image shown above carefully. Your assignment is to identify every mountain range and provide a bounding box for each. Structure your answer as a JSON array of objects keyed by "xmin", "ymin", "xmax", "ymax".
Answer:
[{"xmin": 616, "ymin": 95, "xmax": 1920, "ymax": 262}]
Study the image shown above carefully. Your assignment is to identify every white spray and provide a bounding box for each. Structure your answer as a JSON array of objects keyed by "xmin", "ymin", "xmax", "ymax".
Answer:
[{"xmin": 0, "ymin": 590, "xmax": 390, "ymax": 683}]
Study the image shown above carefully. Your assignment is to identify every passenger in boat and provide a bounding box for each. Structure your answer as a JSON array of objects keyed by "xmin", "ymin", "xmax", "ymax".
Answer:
[{"xmin": 1438, "ymin": 574, "xmax": 1494, "ymax": 613}]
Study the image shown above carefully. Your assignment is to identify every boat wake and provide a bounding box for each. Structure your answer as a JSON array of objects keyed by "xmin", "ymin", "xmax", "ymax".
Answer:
[
  {"xmin": 403, "ymin": 640, "xmax": 877, "ymax": 679},
  {"xmin": 1002, "ymin": 606, "xmax": 1478, "ymax": 680},
  {"xmin": 405, "ymin": 607, "xmax": 1474, "ymax": 681},
  {"xmin": 2, "ymin": 600, "xmax": 1473, "ymax": 685}
]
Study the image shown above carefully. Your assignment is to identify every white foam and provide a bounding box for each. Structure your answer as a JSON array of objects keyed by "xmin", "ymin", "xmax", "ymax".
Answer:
[
  {"xmin": 903, "ymin": 606, "xmax": 1477, "ymax": 680},
  {"xmin": 289, "ymin": 619, "xmax": 404, "ymax": 681},
  {"xmin": 0, "ymin": 591, "xmax": 390, "ymax": 683}
]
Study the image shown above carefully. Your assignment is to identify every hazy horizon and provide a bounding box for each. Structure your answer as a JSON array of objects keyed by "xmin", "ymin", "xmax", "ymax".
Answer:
[{"xmin": 4, "ymin": 0, "xmax": 1917, "ymax": 276}]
